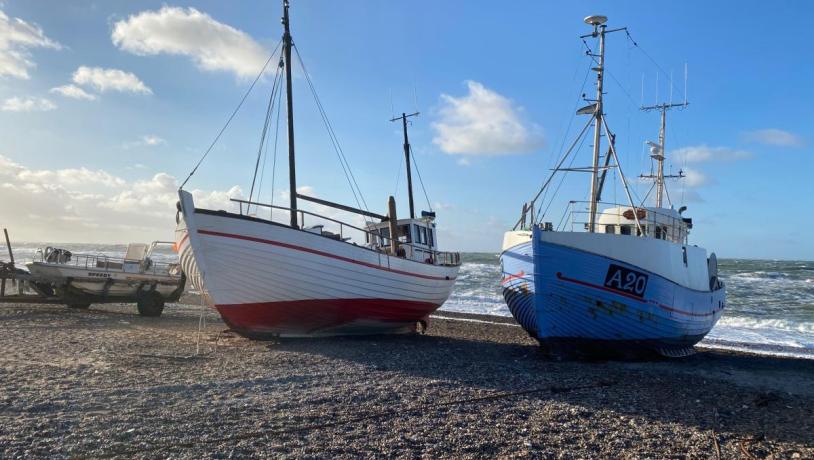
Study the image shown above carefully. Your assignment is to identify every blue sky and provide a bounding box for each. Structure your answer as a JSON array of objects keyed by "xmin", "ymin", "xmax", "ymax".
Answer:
[{"xmin": 0, "ymin": 1, "xmax": 811, "ymax": 259}]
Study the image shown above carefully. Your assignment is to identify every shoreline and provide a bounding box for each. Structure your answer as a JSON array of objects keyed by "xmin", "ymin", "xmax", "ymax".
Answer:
[{"xmin": 1, "ymin": 300, "xmax": 813, "ymax": 458}]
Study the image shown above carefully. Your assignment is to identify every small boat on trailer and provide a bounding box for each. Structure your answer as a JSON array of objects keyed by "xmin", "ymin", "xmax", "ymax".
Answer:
[
  {"xmin": 26, "ymin": 242, "xmax": 185, "ymax": 316},
  {"xmin": 500, "ymin": 15, "xmax": 725, "ymax": 358},
  {"xmin": 175, "ymin": 1, "xmax": 460, "ymax": 338}
]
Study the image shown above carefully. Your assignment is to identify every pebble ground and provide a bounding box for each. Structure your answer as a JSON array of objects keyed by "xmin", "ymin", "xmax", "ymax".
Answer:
[{"xmin": 1, "ymin": 301, "xmax": 812, "ymax": 459}]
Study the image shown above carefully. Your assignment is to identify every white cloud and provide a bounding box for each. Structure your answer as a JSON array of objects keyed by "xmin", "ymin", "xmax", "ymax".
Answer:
[
  {"xmin": 0, "ymin": 10, "xmax": 61, "ymax": 79},
  {"xmin": 744, "ymin": 128, "xmax": 804, "ymax": 148},
  {"xmin": 671, "ymin": 145, "xmax": 751, "ymax": 163},
  {"xmin": 72, "ymin": 66, "xmax": 152, "ymax": 94},
  {"xmin": 142, "ymin": 135, "xmax": 165, "ymax": 146},
  {"xmin": 0, "ymin": 154, "xmax": 241, "ymax": 242},
  {"xmin": 122, "ymin": 135, "xmax": 167, "ymax": 150},
  {"xmin": 49, "ymin": 84, "xmax": 97, "ymax": 101},
  {"xmin": 432, "ymin": 81, "xmax": 544, "ymax": 156},
  {"xmin": 111, "ymin": 6, "xmax": 269, "ymax": 79},
  {"xmin": 1, "ymin": 96, "xmax": 56, "ymax": 112},
  {"xmin": 681, "ymin": 167, "xmax": 711, "ymax": 188}
]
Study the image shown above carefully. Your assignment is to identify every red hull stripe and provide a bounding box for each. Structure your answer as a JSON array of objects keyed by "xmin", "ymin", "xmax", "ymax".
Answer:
[
  {"xmin": 197, "ymin": 229, "xmax": 454, "ymax": 281},
  {"xmin": 556, "ymin": 272, "xmax": 718, "ymax": 317},
  {"xmin": 216, "ymin": 298, "xmax": 440, "ymax": 334}
]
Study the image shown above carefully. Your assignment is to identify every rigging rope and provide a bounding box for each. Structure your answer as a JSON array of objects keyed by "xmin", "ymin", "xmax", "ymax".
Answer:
[
  {"xmin": 292, "ymin": 44, "xmax": 370, "ymax": 214},
  {"xmin": 179, "ymin": 41, "xmax": 282, "ymax": 190},
  {"xmin": 248, "ymin": 61, "xmax": 284, "ymax": 208},
  {"xmin": 255, "ymin": 65, "xmax": 285, "ymax": 217},
  {"xmin": 408, "ymin": 145, "xmax": 433, "ymax": 212},
  {"xmin": 268, "ymin": 80, "xmax": 284, "ymax": 220},
  {"xmin": 534, "ymin": 58, "xmax": 594, "ymax": 220}
]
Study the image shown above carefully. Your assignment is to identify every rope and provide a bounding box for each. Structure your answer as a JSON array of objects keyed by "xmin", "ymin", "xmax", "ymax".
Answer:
[
  {"xmin": 268, "ymin": 81, "xmax": 285, "ymax": 221},
  {"xmin": 248, "ymin": 62, "xmax": 284, "ymax": 208},
  {"xmin": 179, "ymin": 41, "xmax": 281, "ymax": 190},
  {"xmin": 408, "ymin": 145, "xmax": 433, "ymax": 212},
  {"xmin": 292, "ymin": 44, "xmax": 370, "ymax": 214},
  {"xmin": 255, "ymin": 73, "xmax": 284, "ymax": 216},
  {"xmin": 93, "ymin": 380, "xmax": 615, "ymax": 458}
]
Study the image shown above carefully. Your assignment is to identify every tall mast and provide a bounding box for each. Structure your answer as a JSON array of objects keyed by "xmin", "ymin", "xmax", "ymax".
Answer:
[
  {"xmin": 282, "ymin": 0, "xmax": 298, "ymax": 228},
  {"xmin": 656, "ymin": 108, "xmax": 666, "ymax": 207},
  {"xmin": 390, "ymin": 111, "xmax": 419, "ymax": 219},
  {"xmin": 640, "ymin": 102, "xmax": 687, "ymax": 208},
  {"xmin": 586, "ymin": 16, "xmax": 607, "ymax": 233}
]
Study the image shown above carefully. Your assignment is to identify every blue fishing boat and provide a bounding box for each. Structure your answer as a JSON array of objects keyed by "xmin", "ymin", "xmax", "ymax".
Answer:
[{"xmin": 500, "ymin": 15, "xmax": 725, "ymax": 357}]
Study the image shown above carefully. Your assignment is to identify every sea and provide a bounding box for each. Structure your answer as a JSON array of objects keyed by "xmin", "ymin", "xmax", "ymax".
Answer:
[{"xmin": 4, "ymin": 243, "xmax": 813, "ymax": 359}]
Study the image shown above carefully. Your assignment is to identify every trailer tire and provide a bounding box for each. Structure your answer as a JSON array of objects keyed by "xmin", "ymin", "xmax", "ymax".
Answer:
[
  {"xmin": 66, "ymin": 302, "xmax": 91, "ymax": 310},
  {"xmin": 137, "ymin": 293, "xmax": 165, "ymax": 317}
]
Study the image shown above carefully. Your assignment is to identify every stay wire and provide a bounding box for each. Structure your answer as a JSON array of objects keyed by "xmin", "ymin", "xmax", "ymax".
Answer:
[
  {"xmin": 408, "ymin": 144, "xmax": 433, "ymax": 212},
  {"xmin": 256, "ymin": 69, "xmax": 285, "ymax": 216},
  {"xmin": 248, "ymin": 62, "xmax": 284, "ymax": 208},
  {"xmin": 268, "ymin": 80, "xmax": 284, "ymax": 220},
  {"xmin": 179, "ymin": 40, "xmax": 282, "ymax": 190},
  {"xmin": 535, "ymin": 58, "xmax": 593, "ymax": 219},
  {"xmin": 292, "ymin": 44, "xmax": 370, "ymax": 214}
]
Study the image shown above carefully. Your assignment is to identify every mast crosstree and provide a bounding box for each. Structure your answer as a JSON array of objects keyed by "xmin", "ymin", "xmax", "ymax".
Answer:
[{"xmin": 640, "ymin": 102, "xmax": 687, "ymax": 208}]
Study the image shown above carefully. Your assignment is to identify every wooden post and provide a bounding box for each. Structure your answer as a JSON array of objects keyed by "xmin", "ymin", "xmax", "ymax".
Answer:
[{"xmin": 387, "ymin": 197, "xmax": 399, "ymax": 256}]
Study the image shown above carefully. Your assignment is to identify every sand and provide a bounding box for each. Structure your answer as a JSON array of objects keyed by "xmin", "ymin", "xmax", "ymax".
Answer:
[{"xmin": 1, "ymin": 299, "xmax": 812, "ymax": 459}]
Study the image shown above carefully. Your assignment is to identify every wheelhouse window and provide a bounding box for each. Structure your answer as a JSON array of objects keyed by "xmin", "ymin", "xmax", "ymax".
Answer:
[
  {"xmin": 398, "ymin": 224, "xmax": 411, "ymax": 243},
  {"xmin": 378, "ymin": 227, "xmax": 390, "ymax": 246},
  {"xmin": 620, "ymin": 225, "xmax": 632, "ymax": 236},
  {"xmin": 605, "ymin": 224, "xmax": 615, "ymax": 234},
  {"xmin": 428, "ymin": 227, "xmax": 435, "ymax": 248},
  {"xmin": 654, "ymin": 226, "xmax": 662, "ymax": 240}
]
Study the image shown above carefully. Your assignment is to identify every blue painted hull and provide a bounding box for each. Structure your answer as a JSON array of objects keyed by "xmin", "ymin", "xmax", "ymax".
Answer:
[
  {"xmin": 501, "ymin": 228, "xmax": 725, "ymax": 357},
  {"xmin": 500, "ymin": 240, "xmax": 538, "ymax": 337}
]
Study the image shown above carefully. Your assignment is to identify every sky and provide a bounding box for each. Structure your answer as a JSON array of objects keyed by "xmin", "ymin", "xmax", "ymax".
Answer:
[{"xmin": 0, "ymin": 1, "xmax": 811, "ymax": 260}]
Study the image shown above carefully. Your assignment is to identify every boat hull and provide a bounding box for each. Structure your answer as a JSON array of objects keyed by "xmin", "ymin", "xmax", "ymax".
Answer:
[
  {"xmin": 176, "ymin": 191, "xmax": 459, "ymax": 337},
  {"xmin": 26, "ymin": 263, "xmax": 184, "ymax": 302},
  {"xmin": 501, "ymin": 227, "xmax": 725, "ymax": 357}
]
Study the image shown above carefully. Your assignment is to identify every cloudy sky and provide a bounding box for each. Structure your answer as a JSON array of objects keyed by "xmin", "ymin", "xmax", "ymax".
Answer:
[{"xmin": 0, "ymin": 1, "xmax": 811, "ymax": 259}]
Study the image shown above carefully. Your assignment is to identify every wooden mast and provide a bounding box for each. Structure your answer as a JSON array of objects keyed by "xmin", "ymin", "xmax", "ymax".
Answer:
[
  {"xmin": 390, "ymin": 111, "xmax": 420, "ymax": 219},
  {"xmin": 282, "ymin": 0, "xmax": 298, "ymax": 228}
]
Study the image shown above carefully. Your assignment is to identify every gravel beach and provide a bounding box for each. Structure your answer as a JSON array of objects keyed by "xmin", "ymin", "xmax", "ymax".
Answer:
[{"xmin": 1, "ymin": 298, "xmax": 813, "ymax": 459}]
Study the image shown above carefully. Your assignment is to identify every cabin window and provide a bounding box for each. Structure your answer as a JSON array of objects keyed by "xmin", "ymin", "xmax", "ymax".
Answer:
[
  {"xmin": 620, "ymin": 225, "xmax": 632, "ymax": 235},
  {"xmin": 379, "ymin": 227, "xmax": 390, "ymax": 246},
  {"xmin": 428, "ymin": 228, "xmax": 435, "ymax": 247},
  {"xmin": 398, "ymin": 225, "xmax": 411, "ymax": 243},
  {"xmin": 654, "ymin": 226, "xmax": 662, "ymax": 240},
  {"xmin": 414, "ymin": 224, "xmax": 428, "ymax": 245},
  {"xmin": 605, "ymin": 225, "xmax": 615, "ymax": 234}
]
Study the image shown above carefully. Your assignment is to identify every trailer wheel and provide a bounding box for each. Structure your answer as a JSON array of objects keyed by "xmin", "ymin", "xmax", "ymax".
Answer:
[
  {"xmin": 66, "ymin": 302, "xmax": 91, "ymax": 309},
  {"xmin": 137, "ymin": 292, "xmax": 165, "ymax": 317}
]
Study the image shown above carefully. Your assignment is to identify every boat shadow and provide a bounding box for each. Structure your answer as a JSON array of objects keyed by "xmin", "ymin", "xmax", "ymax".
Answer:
[{"xmin": 272, "ymin": 329, "xmax": 814, "ymax": 447}]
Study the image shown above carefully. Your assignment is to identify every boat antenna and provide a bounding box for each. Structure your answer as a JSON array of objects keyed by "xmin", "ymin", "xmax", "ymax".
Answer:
[
  {"xmin": 390, "ymin": 111, "xmax": 420, "ymax": 219},
  {"xmin": 581, "ymin": 15, "xmax": 626, "ymax": 232},
  {"xmin": 282, "ymin": 0, "xmax": 298, "ymax": 228}
]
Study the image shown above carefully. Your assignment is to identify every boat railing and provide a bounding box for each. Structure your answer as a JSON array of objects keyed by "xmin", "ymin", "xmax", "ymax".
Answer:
[
  {"xmin": 558, "ymin": 200, "xmax": 689, "ymax": 244},
  {"xmin": 231, "ymin": 198, "xmax": 461, "ymax": 267},
  {"xmin": 33, "ymin": 250, "xmax": 179, "ymax": 276}
]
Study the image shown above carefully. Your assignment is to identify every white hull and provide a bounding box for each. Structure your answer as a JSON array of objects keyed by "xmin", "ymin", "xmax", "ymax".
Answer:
[{"xmin": 176, "ymin": 191, "xmax": 459, "ymax": 336}]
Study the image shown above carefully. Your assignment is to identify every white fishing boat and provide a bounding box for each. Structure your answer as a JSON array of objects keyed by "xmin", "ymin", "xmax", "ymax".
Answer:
[
  {"xmin": 175, "ymin": 1, "xmax": 460, "ymax": 338},
  {"xmin": 26, "ymin": 242, "xmax": 185, "ymax": 316},
  {"xmin": 500, "ymin": 15, "xmax": 725, "ymax": 357}
]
